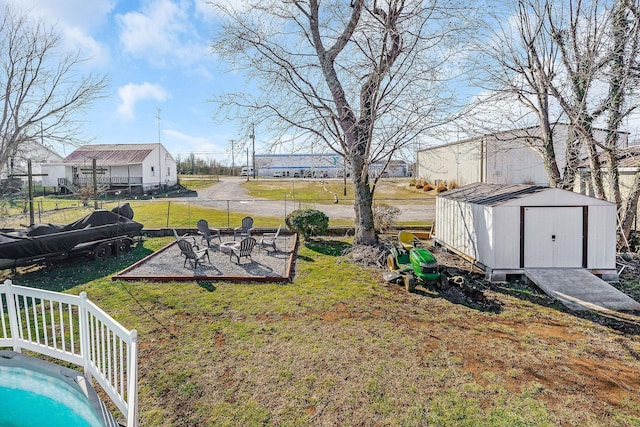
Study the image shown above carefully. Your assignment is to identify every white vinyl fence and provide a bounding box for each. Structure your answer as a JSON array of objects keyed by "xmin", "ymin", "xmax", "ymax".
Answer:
[{"xmin": 0, "ymin": 279, "xmax": 138, "ymax": 427}]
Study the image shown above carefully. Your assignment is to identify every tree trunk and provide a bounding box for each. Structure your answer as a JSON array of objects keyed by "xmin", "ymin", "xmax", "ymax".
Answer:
[
  {"xmin": 349, "ymin": 154, "xmax": 376, "ymax": 245},
  {"xmin": 561, "ymin": 126, "xmax": 582, "ymax": 190}
]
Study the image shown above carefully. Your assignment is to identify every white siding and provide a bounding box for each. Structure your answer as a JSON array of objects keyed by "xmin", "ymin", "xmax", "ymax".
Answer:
[
  {"xmin": 493, "ymin": 206, "xmax": 521, "ymax": 269},
  {"xmin": 435, "ymin": 196, "xmax": 481, "ymax": 261},
  {"xmin": 587, "ymin": 205, "xmax": 616, "ymax": 269},
  {"xmin": 41, "ymin": 165, "xmax": 66, "ymax": 187}
]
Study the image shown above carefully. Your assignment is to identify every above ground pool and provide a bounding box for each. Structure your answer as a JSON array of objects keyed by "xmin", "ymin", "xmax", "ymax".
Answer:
[{"xmin": 0, "ymin": 351, "xmax": 117, "ymax": 427}]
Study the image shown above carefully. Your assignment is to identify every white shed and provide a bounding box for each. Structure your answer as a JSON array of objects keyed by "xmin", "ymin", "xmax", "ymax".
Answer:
[{"xmin": 435, "ymin": 183, "xmax": 617, "ymax": 282}]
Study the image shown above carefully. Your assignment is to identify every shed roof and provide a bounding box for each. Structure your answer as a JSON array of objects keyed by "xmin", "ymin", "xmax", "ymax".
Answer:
[
  {"xmin": 63, "ymin": 144, "xmax": 158, "ymax": 165},
  {"xmin": 437, "ymin": 183, "xmax": 547, "ymax": 206}
]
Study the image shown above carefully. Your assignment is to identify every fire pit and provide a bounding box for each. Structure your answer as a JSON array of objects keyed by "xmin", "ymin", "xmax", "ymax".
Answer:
[{"xmin": 220, "ymin": 241, "xmax": 239, "ymax": 254}]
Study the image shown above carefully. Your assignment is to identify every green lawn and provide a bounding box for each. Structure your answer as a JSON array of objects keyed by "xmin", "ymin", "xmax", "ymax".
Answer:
[
  {"xmin": 4, "ymin": 235, "xmax": 639, "ymax": 426},
  {"xmin": 242, "ymin": 177, "xmax": 434, "ymax": 205}
]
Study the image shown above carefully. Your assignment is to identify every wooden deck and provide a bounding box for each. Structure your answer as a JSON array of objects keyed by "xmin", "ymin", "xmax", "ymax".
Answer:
[{"xmin": 525, "ymin": 268, "xmax": 640, "ymax": 312}]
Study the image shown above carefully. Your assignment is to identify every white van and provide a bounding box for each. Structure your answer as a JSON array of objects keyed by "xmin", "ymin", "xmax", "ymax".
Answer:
[{"xmin": 240, "ymin": 166, "xmax": 253, "ymax": 176}]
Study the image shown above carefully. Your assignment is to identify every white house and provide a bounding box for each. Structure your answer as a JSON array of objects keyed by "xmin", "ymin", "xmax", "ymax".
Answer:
[
  {"xmin": 42, "ymin": 143, "xmax": 177, "ymax": 194},
  {"xmin": 418, "ymin": 124, "xmax": 629, "ymax": 187},
  {"xmin": 435, "ymin": 183, "xmax": 617, "ymax": 282},
  {"xmin": 0, "ymin": 140, "xmax": 63, "ymax": 185}
]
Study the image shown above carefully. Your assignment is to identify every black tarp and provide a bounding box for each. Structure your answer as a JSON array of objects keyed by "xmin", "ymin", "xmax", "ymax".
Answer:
[{"xmin": 0, "ymin": 208, "xmax": 143, "ymax": 261}]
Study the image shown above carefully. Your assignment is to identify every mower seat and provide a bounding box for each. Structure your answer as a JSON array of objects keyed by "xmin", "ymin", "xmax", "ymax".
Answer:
[{"xmin": 399, "ymin": 230, "xmax": 417, "ymax": 251}]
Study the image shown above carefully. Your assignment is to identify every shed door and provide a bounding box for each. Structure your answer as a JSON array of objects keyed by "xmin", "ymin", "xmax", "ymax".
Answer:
[{"xmin": 524, "ymin": 207, "xmax": 583, "ymax": 268}]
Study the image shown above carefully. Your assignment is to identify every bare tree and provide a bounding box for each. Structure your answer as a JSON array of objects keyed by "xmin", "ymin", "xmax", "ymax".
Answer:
[
  {"xmin": 209, "ymin": 0, "xmax": 473, "ymax": 245},
  {"xmin": 602, "ymin": 0, "xmax": 640, "ymax": 243},
  {"xmin": 478, "ymin": 0, "xmax": 640, "ymax": 245},
  {"xmin": 0, "ymin": 5, "xmax": 108, "ymax": 174},
  {"xmin": 472, "ymin": 0, "xmax": 592, "ymax": 189},
  {"xmin": 542, "ymin": 0, "xmax": 613, "ymax": 199}
]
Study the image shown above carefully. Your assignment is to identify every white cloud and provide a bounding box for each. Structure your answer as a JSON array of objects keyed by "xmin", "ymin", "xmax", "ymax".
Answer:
[
  {"xmin": 162, "ymin": 129, "xmax": 229, "ymax": 161},
  {"xmin": 4, "ymin": 0, "xmax": 114, "ymax": 67},
  {"xmin": 6, "ymin": 0, "xmax": 115, "ymax": 28},
  {"xmin": 116, "ymin": 0, "xmax": 209, "ymax": 67},
  {"xmin": 164, "ymin": 129, "xmax": 210, "ymax": 145},
  {"xmin": 61, "ymin": 27, "xmax": 110, "ymax": 66},
  {"xmin": 117, "ymin": 82, "xmax": 169, "ymax": 120}
]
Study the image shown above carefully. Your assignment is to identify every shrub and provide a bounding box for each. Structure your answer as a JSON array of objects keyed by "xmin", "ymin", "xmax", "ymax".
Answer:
[
  {"xmin": 448, "ymin": 180, "xmax": 459, "ymax": 190},
  {"xmin": 423, "ymin": 183, "xmax": 434, "ymax": 191},
  {"xmin": 373, "ymin": 203, "xmax": 400, "ymax": 234},
  {"xmin": 285, "ymin": 208, "xmax": 329, "ymax": 240},
  {"xmin": 409, "ymin": 178, "xmax": 416, "ymax": 187},
  {"xmin": 436, "ymin": 181, "xmax": 448, "ymax": 193}
]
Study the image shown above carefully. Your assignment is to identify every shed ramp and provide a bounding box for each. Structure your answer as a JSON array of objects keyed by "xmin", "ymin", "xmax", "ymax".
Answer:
[{"xmin": 524, "ymin": 268, "xmax": 640, "ymax": 312}]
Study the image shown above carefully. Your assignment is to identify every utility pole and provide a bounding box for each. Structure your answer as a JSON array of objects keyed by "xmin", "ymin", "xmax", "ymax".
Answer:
[
  {"xmin": 230, "ymin": 139, "xmax": 236, "ymax": 176},
  {"xmin": 246, "ymin": 147, "xmax": 249, "ymax": 182},
  {"xmin": 156, "ymin": 108, "xmax": 162, "ymax": 189},
  {"xmin": 251, "ymin": 123, "xmax": 256, "ymax": 179}
]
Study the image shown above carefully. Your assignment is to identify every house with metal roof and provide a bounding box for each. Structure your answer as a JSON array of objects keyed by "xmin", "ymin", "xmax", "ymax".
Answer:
[
  {"xmin": 42, "ymin": 143, "xmax": 177, "ymax": 194},
  {"xmin": 435, "ymin": 183, "xmax": 617, "ymax": 282}
]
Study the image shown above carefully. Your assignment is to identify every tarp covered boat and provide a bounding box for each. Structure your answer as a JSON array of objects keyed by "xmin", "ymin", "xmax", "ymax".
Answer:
[{"xmin": 0, "ymin": 204, "xmax": 142, "ymax": 269}]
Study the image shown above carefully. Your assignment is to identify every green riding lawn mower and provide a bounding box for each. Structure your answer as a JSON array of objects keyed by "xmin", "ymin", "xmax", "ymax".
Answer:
[{"xmin": 386, "ymin": 230, "xmax": 449, "ymax": 292}]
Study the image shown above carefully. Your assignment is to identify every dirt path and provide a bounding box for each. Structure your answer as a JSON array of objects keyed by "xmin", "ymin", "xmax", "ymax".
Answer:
[{"xmin": 190, "ymin": 177, "xmax": 435, "ymax": 223}]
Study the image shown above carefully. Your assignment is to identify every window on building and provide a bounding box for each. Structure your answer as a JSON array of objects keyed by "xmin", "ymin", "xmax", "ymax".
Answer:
[
  {"xmin": 151, "ymin": 166, "xmax": 155, "ymax": 176},
  {"xmin": 167, "ymin": 167, "xmax": 171, "ymax": 176}
]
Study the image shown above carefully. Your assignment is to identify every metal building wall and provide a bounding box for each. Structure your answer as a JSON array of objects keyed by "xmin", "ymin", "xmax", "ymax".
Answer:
[{"xmin": 419, "ymin": 139, "xmax": 482, "ymax": 186}]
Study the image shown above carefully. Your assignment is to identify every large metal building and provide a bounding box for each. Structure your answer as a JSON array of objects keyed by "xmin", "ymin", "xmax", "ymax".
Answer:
[
  {"xmin": 435, "ymin": 183, "xmax": 617, "ymax": 282},
  {"xmin": 417, "ymin": 124, "xmax": 628, "ymax": 187}
]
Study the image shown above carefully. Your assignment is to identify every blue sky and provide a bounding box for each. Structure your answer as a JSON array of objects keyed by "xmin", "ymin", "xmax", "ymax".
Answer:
[
  {"xmin": 8, "ymin": 0, "xmax": 247, "ymax": 164},
  {"xmin": 8, "ymin": 0, "xmax": 640, "ymax": 167}
]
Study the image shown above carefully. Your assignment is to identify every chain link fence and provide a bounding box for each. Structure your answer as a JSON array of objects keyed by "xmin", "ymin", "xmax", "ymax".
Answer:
[{"xmin": 0, "ymin": 196, "xmax": 435, "ymax": 230}]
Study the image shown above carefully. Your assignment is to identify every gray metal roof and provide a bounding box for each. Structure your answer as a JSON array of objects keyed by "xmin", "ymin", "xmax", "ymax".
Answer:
[
  {"xmin": 578, "ymin": 144, "xmax": 640, "ymax": 170},
  {"xmin": 63, "ymin": 144, "xmax": 158, "ymax": 165},
  {"xmin": 436, "ymin": 182, "xmax": 547, "ymax": 205}
]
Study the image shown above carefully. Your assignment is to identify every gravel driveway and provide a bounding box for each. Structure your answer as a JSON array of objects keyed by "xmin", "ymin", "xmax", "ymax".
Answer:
[{"xmin": 189, "ymin": 177, "xmax": 435, "ymax": 223}]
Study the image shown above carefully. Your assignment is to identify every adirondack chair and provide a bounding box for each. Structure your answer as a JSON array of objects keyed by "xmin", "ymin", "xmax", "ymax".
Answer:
[
  {"xmin": 177, "ymin": 239, "xmax": 210, "ymax": 268},
  {"xmin": 233, "ymin": 216, "xmax": 254, "ymax": 240},
  {"xmin": 197, "ymin": 219, "xmax": 221, "ymax": 247},
  {"xmin": 260, "ymin": 225, "xmax": 281, "ymax": 253},
  {"xmin": 173, "ymin": 229, "xmax": 198, "ymax": 248},
  {"xmin": 230, "ymin": 237, "xmax": 256, "ymax": 264}
]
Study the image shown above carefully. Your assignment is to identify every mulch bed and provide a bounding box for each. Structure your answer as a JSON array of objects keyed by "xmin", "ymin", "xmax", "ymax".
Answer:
[{"xmin": 113, "ymin": 232, "xmax": 297, "ymax": 283}]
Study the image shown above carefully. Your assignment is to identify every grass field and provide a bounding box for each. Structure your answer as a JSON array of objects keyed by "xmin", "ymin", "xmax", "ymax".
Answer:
[
  {"xmin": 243, "ymin": 177, "xmax": 432, "ymax": 205},
  {"xmin": 4, "ymin": 235, "xmax": 639, "ymax": 426}
]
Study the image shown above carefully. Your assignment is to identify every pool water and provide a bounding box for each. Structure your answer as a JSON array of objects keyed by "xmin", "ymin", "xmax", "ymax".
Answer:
[{"xmin": 0, "ymin": 365, "xmax": 105, "ymax": 427}]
